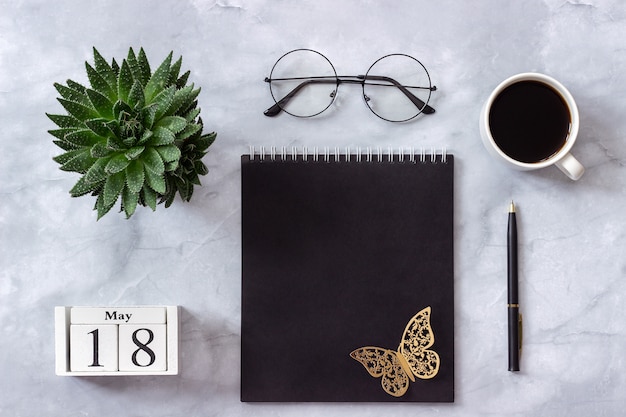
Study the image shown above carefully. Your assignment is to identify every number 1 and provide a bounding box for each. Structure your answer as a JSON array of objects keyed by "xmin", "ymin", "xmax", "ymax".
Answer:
[{"xmin": 88, "ymin": 329, "xmax": 103, "ymax": 367}]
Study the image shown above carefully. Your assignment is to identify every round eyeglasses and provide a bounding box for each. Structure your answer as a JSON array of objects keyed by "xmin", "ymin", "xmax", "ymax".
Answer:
[{"xmin": 264, "ymin": 49, "xmax": 436, "ymax": 122}]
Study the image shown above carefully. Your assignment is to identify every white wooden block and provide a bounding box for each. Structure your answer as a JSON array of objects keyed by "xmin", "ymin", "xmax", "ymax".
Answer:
[
  {"xmin": 71, "ymin": 307, "xmax": 166, "ymax": 324},
  {"xmin": 55, "ymin": 307, "xmax": 71, "ymax": 375},
  {"xmin": 70, "ymin": 324, "xmax": 118, "ymax": 372},
  {"xmin": 118, "ymin": 324, "xmax": 167, "ymax": 372},
  {"xmin": 163, "ymin": 306, "xmax": 179, "ymax": 375}
]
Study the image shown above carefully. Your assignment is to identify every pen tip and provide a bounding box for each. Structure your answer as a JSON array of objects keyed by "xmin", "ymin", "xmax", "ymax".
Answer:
[{"xmin": 509, "ymin": 201, "xmax": 516, "ymax": 213}]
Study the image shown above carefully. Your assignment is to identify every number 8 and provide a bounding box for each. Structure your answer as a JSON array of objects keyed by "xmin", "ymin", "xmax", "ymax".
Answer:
[{"xmin": 131, "ymin": 328, "xmax": 156, "ymax": 367}]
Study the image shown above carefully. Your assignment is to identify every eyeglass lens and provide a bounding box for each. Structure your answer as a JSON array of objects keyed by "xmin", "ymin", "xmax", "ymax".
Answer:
[
  {"xmin": 268, "ymin": 49, "xmax": 338, "ymax": 118},
  {"xmin": 363, "ymin": 54, "xmax": 433, "ymax": 122}
]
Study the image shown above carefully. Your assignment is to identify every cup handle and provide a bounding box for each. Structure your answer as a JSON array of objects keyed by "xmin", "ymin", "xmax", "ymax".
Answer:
[{"xmin": 555, "ymin": 153, "xmax": 585, "ymax": 180}]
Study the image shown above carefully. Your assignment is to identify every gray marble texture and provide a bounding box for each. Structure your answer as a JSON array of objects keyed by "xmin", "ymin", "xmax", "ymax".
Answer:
[{"xmin": 1, "ymin": 0, "xmax": 625, "ymax": 415}]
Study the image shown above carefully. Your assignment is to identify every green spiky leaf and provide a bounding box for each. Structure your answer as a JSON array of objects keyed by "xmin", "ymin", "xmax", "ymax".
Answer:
[
  {"xmin": 54, "ymin": 83, "xmax": 91, "ymax": 106},
  {"xmin": 48, "ymin": 128, "xmax": 75, "ymax": 142},
  {"xmin": 58, "ymin": 98, "xmax": 99, "ymax": 121},
  {"xmin": 53, "ymin": 149, "xmax": 84, "ymax": 165},
  {"xmin": 66, "ymin": 79, "xmax": 87, "ymax": 93},
  {"xmin": 127, "ymin": 80, "xmax": 145, "ymax": 110},
  {"xmin": 150, "ymin": 126, "xmax": 176, "ymax": 146},
  {"xmin": 136, "ymin": 48, "xmax": 152, "ymax": 86},
  {"xmin": 60, "ymin": 149, "xmax": 96, "ymax": 173},
  {"xmin": 168, "ymin": 57, "xmax": 182, "ymax": 86},
  {"xmin": 105, "ymin": 153, "xmax": 131, "ymax": 174},
  {"xmin": 122, "ymin": 136, "xmax": 137, "ymax": 148},
  {"xmin": 126, "ymin": 48, "xmax": 142, "ymax": 86},
  {"xmin": 86, "ymin": 62, "xmax": 116, "ymax": 102},
  {"xmin": 53, "ymin": 139, "xmax": 79, "ymax": 152},
  {"xmin": 86, "ymin": 89, "xmax": 114, "ymax": 119},
  {"xmin": 103, "ymin": 171, "xmax": 126, "ymax": 208},
  {"xmin": 195, "ymin": 161, "xmax": 209, "ymax": 176},
  {"xmin": 91, "ymin": 142, "xmax": 114, "ymax": 158},
  {"xmin": 165, "ymin": 85, "xmax": 199, "ymax": 117},
  {"xmin": 47, "ymin": 113, "xmax": 83, "ymax": 129},
  {"xmin": 176, "ymin": 70, "xmax": 190, "ymax": 89},
  {"xmin": 137, "ymin": 130, "xmax": 153, "ymax": 146},
  {"xmin": 156, "ymin": 144, "xmax": 181, "ymax": 163},
  {"xmin": 125, "ymin": 146, "xmax": 145, "ymax": 160},
  {"xmin": 84, "ymin": 157, "xmax": 110, "ymax": 183},
  {"xmin": 145, "ymin": 52, "xmax": 172, "ymax": 103},
  {"xmin": 176, "ymin": 122, "xmax": 202, "ymax": 141},
  {"xmin": 165, "ymin": 160, "xmax": 179, "ymax": 172},
  {"xmin": 175, "ymin": 177, "xmax": 193, "ymax": 202},
  {"xmin": 117, "ymin": 60, "xmax": 134, "ymax": 102},
  {"xmin": 145, "ymin": 168, "xmax": 166, "ymax": 194},
  {"xmin": 64, "ymin": 129, "xmax": 102, "ymax": 147},
  {"xmin": 184, "ymin": 108, "xmax": 201, "ymax": 123},
  {"xmin": 92, "ymin": 48, "xmax": 117, "ymax": 89},
  {"xmin": 105, "ymin": 121, "xmax": 122, "ymax": 145},
  {"xmin": 142, "ymin": 184, "xmax": 157, "ymax": 211},
  {"xmin": 152, "ymin": 86, "xmax": 175, "ymax": 120},
  {"xmin": 204, "ymin": 131, "xmax": 217, "ymax": 147},
  {"xmin": 70, "ymin": 174, "xmax": 103, "ymax": 197},
  {"xmin": 155, "ymin": 116, "xmax": 187, "ymax": 134},
  {"xmin": 96, "ymin": 192, "xmax": 115, "ymax": 220},
  {"xmin": 143, "ymin": 147, "xmax": 165, "ymax": 174},
  {"xmin": 122, "ymin": 186, "xmax": 139, "ymax": 218},
  {"xmin": 140, "ymin": 103, "xmax": 158, "ymax": 129},
  {"xmin": 85, "ymin": 118, "xmax": 113, "ymax": 138},
  {"xmin": 125, "ymin": 160, "xmax": 145, "ymax": 193}
]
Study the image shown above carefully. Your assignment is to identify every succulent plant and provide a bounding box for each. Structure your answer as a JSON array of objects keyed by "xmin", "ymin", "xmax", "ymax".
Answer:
[{"xmin": 47, "ymin": 47, "xmax": 216, "ymax": 219}]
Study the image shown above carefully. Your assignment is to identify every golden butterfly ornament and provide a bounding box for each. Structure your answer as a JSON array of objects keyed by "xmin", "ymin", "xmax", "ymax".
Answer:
[{"xmin": 349, "ymin": 306, "xmax": 440, "ymax": 397}]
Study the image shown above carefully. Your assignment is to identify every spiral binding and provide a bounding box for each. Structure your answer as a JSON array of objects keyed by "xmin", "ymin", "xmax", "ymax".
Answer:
[{"xmin": 248, "ymin": 146, "xmax": 448, "ymax": 163}]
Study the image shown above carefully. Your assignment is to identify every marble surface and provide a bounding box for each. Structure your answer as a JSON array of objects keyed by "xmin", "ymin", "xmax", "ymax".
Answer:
[{"xmin": 1, "ymin": 0, "xmax": 625, "ymax": 415}]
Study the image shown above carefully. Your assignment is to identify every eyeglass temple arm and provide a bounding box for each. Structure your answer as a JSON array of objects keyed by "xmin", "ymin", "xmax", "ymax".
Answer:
[
  {"xmin": 263, "ymin": 76, "xmax": 436, "ymax": 117},
  {"xmin": 359, "ymin": 75, "xmax": 435, "ymax": 114},
  {"xmin": 263, "ymin": 77, "xmax": 337, "ymax": 117}
]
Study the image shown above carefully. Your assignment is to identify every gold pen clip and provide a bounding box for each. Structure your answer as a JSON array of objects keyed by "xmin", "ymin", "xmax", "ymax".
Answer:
[{"xmin": 518, "ymin": 313, "xmax": 523, "ymax": 357}]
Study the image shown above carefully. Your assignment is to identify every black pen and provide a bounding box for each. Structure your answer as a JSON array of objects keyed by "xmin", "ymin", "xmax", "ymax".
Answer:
[{"xmin": 508, "ymin": 201, "xmax": 522, "ymax": 372}]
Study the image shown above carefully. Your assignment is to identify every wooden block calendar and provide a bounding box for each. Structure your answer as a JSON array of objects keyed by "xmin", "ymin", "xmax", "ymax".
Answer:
[{"xmin": 55, "ymin": 306, "xmax": 179, "ymax": 376}]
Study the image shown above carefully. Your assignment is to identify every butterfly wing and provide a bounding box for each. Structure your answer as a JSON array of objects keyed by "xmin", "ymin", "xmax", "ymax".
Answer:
[
  {"xmin": 350, "ymin": 347, "xmax": 410, "ymax": 397},
  {"xmin": 398, "ymin": 306, "xmax": 440, "ymax": 379}
]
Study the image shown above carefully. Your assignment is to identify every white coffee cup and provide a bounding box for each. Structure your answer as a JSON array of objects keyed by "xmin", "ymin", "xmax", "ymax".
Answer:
[{"xmin": 479, "ymin": 73, "xmax": 584, "ymax": 180}]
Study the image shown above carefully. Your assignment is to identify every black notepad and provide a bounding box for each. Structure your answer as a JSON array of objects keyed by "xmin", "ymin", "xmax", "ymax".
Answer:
[{"xmin": 241, "ymin": 148, "xmax": 454, "ymax": 402}]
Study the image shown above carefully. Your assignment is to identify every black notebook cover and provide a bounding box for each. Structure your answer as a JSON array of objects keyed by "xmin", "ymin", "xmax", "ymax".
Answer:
[{"xmin": 241, "ymin": 151, "xmax": 454, "ymax": 402}]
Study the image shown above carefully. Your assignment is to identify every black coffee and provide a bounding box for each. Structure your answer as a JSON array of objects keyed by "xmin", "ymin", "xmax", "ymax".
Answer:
[{"xmin": 489, "ymin": 80, "xmax": 571, "ymax": 163}]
